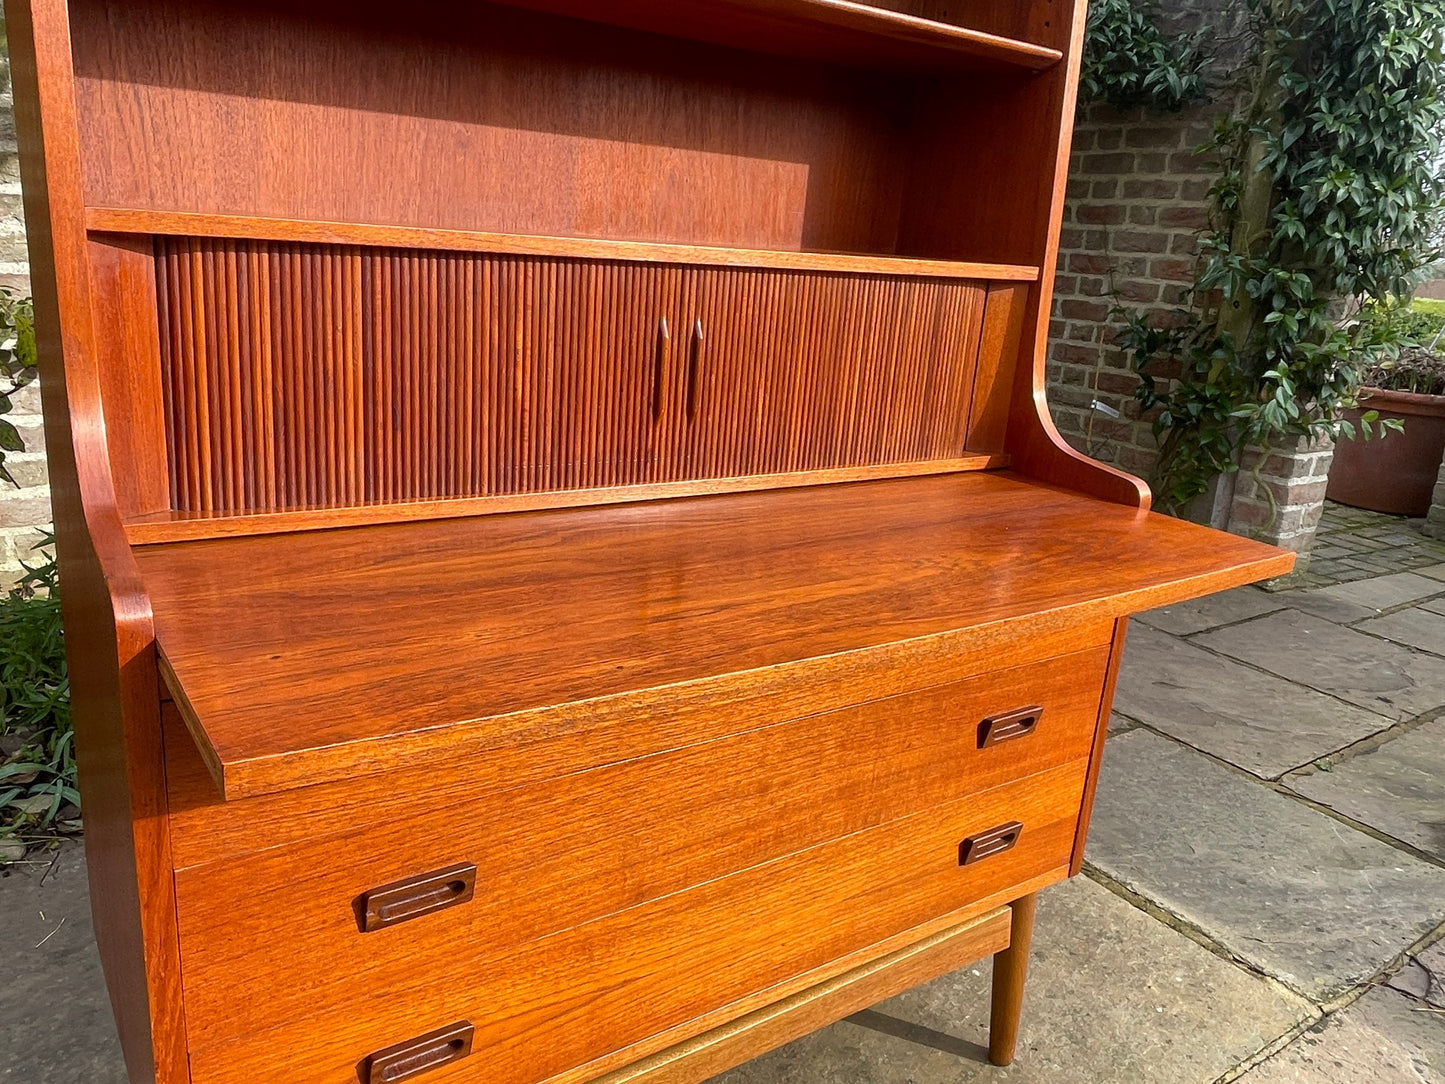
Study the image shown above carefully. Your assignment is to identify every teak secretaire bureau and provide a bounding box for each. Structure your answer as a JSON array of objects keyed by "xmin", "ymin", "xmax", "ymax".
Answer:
[{"xmin": 9, "ymin": 1, "xmax": 1293, "ymax": 1081}]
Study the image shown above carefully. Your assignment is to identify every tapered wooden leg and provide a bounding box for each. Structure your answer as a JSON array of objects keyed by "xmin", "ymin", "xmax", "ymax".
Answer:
[{"xmin": 988, "ymin": 892, "xmax": 1039, "ymax": 1067}]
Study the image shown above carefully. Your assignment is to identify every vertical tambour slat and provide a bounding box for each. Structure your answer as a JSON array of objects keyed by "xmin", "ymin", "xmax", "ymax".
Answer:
[{"xmin": 152, "ymin": 238, "xmax": 996, "ymax": 515}]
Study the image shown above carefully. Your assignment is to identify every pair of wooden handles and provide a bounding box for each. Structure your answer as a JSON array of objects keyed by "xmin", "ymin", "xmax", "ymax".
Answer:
[{"xmin": 653, "ymin": 317, "xmax": 706, "ymax": 421}]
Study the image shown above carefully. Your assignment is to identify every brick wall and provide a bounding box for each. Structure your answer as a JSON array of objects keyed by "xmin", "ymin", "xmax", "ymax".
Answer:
[
  {"xmin": 0, "ymin": 28, "xmax": 45, "ymax": 588},
  {"xmin": 1047, "ymin": 98, "xmax": 1218, "ymax": 482}
]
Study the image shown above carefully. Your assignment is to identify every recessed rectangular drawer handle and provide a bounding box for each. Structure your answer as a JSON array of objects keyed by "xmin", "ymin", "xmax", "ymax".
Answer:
[
  {"xmin": 364, "ymin": 1021, "xmax": 474, "ymax": 1083},
  {"xmin": 977, "ymin": 706, "xmax": 1042, "ymax": 748},
  {"xmin": 959, "ymin": 821, "xmax": 1024, "ymax": 866},
  {"xmin": 357, "ymin": 862, "xmax": 477, "ymax": 932}
]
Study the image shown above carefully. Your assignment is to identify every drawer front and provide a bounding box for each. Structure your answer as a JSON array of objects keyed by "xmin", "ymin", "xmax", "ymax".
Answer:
[
  {"xmin": 163, "ymin": 621, "xmax": 1114, "ymax": 869},
  {"xmin": 174, "ymin": 647, "xmax": 1107, "ymax": 1034},
  {"xmin": 182, "ymin": 760, "xmax": 1087, "ymax": 1084}
]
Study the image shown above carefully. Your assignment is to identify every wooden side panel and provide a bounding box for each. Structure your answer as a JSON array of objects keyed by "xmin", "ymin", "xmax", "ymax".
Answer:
[
  {"xmin": 1070, "ymin": 616, "xmax": 1130, "ymax": 875},
  {"xmin": 152, "ymin": 239, "xmax": 993, "ymax": 514},
  {"xmin": 5, "ymin": 3, "xmax": 188, "ymax": 1082},
  {"xmin": 965, "ymin": 281, "xmax": 1029, "ymax": 453},
  {"xmin": 87, "ymin": 235, "xmax": 169, "ymax": 517},
  {"xmin": 896, "ymin": 0, "xmax": 1151, "ymax": 508}
]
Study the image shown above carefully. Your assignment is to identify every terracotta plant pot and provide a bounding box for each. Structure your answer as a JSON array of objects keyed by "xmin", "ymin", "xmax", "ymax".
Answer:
[{"xmin": 1326, "ymin": 386, "xmax": 1445, "ymax": 515}]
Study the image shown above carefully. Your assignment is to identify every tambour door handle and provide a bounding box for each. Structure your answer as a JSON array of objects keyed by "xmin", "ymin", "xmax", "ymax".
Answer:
[
  {"xmin": 653, "ymin": 317, "xmax": 671, "ymax": 421},
  {"xmin": 687, "ymin": 318, "xmax": 705, "ymax": 419}
]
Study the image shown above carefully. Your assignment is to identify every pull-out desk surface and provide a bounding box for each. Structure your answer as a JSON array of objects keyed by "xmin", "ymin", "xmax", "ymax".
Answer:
[{"xmin": 136, "ymin": 472, "xmax": 1292, "ymax": 801}]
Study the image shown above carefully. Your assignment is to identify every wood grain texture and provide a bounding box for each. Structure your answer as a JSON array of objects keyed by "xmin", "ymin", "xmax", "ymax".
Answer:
[
  {"xmin": 898, "ymin": 0, "xmax": 1154, "ymax": 508},
  {"xmin": 86, "ymin": 209, "xmax": 1041, "ymax": 282},
  {"xmin": 965, "ymin": 281, "xmax": 1028, "ymax": 453},
  {"xmin": 136, "ymin": 471, "xmax": 1294, "ymax": 801},
  {"xmin": 487, "ymin": 0, "xmax": 1062, "ymax": 73},
  {"xmin": 161, "ymin": 618, "xmax": 1114, "ymax": 868},
  {"xmin": 15, "ymin": 0, "xmax": 1304, "ymax": 1080},
  {"xmin": 87, "ymin": 236, "xmax": 169, "ymax": 518},
  {"xmin": 177, "ymin": 761, "xmax": 1087, "ymax": 1084},
  {"xmin": 121, "ymin": 455, "xmax": 1008, "ymax": 544},
  {"xmin": 72, "ymin": 0, "xmax": 915, "ymax": 252},
  {"xmin": 988, "ymin": 892, "xmax": 1038, "ymax": 1066},
  {"xmin": 6, "ymin": 3, "xmax": 188, "ymax": 1082},
  {"xmin": 169, "ymin": 649, "xmax": 1108, "ymax": 1015},
  {"xmin": 1070, "ymin": 617, "xmax": 1130, "ymax": 877},
  {"xmin": 552, "ymin": 907, "xmax": 1012, "ymax": 1084},
  {"xmin": 151, "ymin": 238, "xmax": 995, "ymax": 515}
]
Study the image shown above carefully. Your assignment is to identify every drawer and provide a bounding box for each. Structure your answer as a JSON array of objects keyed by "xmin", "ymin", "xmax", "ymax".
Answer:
[
  {"xmin": 173, "ymin": 647, "xmax": 1107, "ymax": 1033},
  {"xmin": 163, "ymin": 623, "xmax": 1116, "ymax": 869},
  {"xmin": 181, "ymin": 759, "xmax": 1087, "ymax": 1084}
]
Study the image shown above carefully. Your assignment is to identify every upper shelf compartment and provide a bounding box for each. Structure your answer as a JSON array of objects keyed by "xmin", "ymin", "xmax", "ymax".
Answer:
[{"xmin": 487, "ymin": 0, "xmax": 1063, "ymax": 74}]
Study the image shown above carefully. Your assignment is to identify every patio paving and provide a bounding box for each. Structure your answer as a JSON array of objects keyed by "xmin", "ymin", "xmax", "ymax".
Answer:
[{"xmin": 3, "ymin": 501, "xmax": 1444, "ymax": 1082}]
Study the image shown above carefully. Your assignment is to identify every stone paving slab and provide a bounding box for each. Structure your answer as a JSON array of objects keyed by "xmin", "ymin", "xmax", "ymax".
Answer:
[
  {"xmin": 0, "ymin": 845, "xmax": 126, "ymax": 1083},
  {"xmin": 1357, "ymin": 607, "xmax": 1445, "ymax": 657},
  {"xmin": 1136, "ymin": 587, "xmax": 1282, "ymax": 637},
  {"xmin": 712, "ymin": 877, "xmax": 1310, "ymax": 1084},
  {"xmin": 1388, "ymin": 939, "xmax": 1445, "ymax": 1009},
  {"xmin": 1235, "ymin": 988, "xmax": 1444, "ymax": 1083},
  {"xmin": 1286, "ymin": 590, "xmax": 1385, "ymax": 626},
  {"xmin": 1086, "ymin": 730, "xmax": 1445, "ymax": 1001},
  {"xmin": 1314, "ymin": 573, "xmax": 1445, "ymax": 613},
  {"xmin": 1195, "ymin": 609, "xmax": 1445, "ymax": 721},
  {"xmin": 1286, "ymin": 719, "xmax": 1445, "ymax": 861},
  {"xmin": 1425, "ymin": 599, "xmax": 1445, "ymax": 618},
  {"xmin": 1114, "ymin": 624, "xmax": 1391, "ymax": 779}
]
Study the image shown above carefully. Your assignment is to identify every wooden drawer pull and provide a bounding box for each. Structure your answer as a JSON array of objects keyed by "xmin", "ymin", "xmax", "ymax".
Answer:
[
  {"xmin": 365, "ymin": 1021, "xmax": 474, "ymax": 1083},
  {"xmin": 357, "ymin": 863, "xmax": 477, "ymax": 932},
  {"xmin": 959, "ymin": 821, "xmax": 1023, "ymax": 866},
  {"xmin": 978, "ymin": 706, "xmax": 1042, "ymax": 748}
]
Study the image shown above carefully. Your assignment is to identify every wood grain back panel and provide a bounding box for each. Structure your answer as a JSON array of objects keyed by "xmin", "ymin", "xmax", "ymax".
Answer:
[
  {"xmin": 153, "ymin": 236, "xmax": 995, "ymax": 514},
  {"xmin": 71, "ymin": 0, "xmax": 911, "ymax": 253}
]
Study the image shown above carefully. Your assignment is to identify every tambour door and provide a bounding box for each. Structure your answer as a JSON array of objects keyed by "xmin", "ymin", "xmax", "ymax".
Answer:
[
  {"xmin": 151, "ymin": 241, "xmax": 999, "ymax": 515},
  {"xmin": 155, "ymin": 242, "xmax": 693, "ymax": 511},
  {"xmin": 676, "ymin": 267, "xmax": 990, "ymax": 479}
]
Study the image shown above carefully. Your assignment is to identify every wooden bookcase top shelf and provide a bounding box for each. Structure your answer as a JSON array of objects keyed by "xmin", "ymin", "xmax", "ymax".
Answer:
[
  {"xmin": 489, "ymin": 0, "xmax": 1064, "ymax": 74},
  {"xmin": 139, "ymin": 472, "xmax": 1292, "ymax": 801}
]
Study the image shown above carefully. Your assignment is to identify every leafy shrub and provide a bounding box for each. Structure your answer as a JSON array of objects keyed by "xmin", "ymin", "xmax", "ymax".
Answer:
[
  {"xmin": 1357, "ymin": 299, "xmax": 1445, "ymax": 352},
  {"xmin": 1124, "ymin": 0, "xmax": 1445, "ymax": 510},
  {"xmin": 1082, "ymin": 0, "xmax": 1208, "ymax": 113},
  {"xmin": 0, "ymin": 536, "xmax": 77, "ymax": 863}
]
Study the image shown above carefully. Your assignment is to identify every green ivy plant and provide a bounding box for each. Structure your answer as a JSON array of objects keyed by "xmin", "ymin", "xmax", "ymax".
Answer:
[
  {"xmin": 1081, "ymin": 0, "xmax": 1209, "ymax": 113},
  {"xmin": 0, "ymin": 288, "xmax": 38, "ymax": 487},
  {"xmin": 1120, "ymin": 0, "xmax": 1445, "ymax": 511}
]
